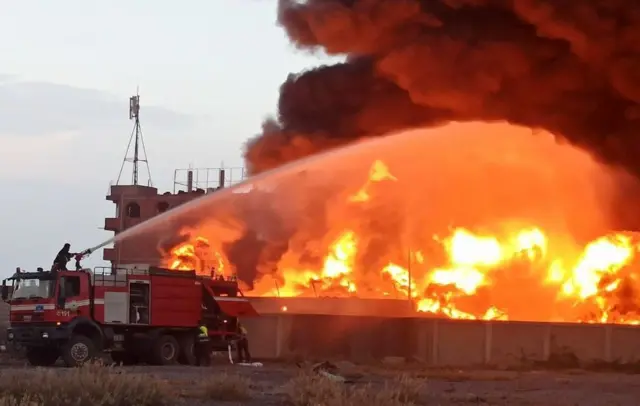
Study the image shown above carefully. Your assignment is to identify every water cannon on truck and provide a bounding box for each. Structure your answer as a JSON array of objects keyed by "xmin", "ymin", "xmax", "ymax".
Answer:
[{"xmin": 2, "ymin": 263, "xmax": 258, "ymax": 367}]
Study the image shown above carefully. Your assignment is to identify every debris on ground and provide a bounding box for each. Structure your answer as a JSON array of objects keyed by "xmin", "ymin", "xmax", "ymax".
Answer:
[
  {"xmin": 226, "ymin": 344, "xmax": 263, "ymax": 367},
  {"xmin": 295, "ymin": 361, "xmax": 363, "ymax": 383}
]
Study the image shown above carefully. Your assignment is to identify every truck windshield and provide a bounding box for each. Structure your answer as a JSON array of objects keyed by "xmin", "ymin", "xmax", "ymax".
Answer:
[{"xmin": 11, "ymin": 279, "xmax": 55, "ymax": 299}]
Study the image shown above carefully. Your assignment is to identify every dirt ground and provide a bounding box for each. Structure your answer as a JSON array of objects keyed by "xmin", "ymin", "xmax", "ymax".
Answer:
[
  {"xmin": 387, "ymin": 368, "xmax": 640, "ymax": 406},
  {"xmin": 173, "ymin": 364, "xmax": 640, "ymax": 405},
  {"xmin": 2, "ymin": 356, "xmax": 640, "ymax": 406}
]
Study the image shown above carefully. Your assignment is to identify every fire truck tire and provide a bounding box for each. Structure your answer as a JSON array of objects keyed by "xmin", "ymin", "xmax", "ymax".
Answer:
[
  {"xmin": 151, "ymin": 335, "xmax": 180, "ymax": 365},
  {"xmin": 177, "ymin": 335, "xmax": 196, "ymax": 366},
  {"xmin": 61, "ymin": 335, "xmax": 96, "ymax": 367},
  {"xmin": 25, "ymin": 347, "xmax": 58, "ymax": 367}
]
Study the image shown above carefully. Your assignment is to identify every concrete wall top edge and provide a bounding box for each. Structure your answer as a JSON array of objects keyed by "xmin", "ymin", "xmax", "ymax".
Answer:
[{"xmin": 248, "ymin": 297, "xmax": 640, "ymax": 329}]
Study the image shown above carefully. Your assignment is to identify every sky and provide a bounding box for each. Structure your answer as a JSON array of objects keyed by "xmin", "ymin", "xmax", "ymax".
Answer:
[{"xmin": 0, "ymin": 0, "xmax": 334, "ymax": 276}]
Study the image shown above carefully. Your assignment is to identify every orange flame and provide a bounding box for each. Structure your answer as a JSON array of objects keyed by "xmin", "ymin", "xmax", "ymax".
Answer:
[{"xmin": 162, "ymin": 159, "xmax": 640, "ymax": 324}]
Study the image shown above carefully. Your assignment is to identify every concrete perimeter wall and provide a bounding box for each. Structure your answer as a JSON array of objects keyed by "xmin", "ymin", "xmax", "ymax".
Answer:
[
  {"xmin": 243, "ymin": 305, "xmax": 640, "ymax": 367},
  {"xmin": 2, "ymin": 294, "xmax": 638, "ymax": 367}
]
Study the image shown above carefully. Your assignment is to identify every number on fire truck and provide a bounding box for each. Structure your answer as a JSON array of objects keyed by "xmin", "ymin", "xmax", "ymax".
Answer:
[{"xmin": 56, "ymin": 310, "xmax": 70, "ymax": 317}]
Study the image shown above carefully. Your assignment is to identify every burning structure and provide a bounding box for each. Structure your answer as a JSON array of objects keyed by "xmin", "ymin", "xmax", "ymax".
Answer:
[
  {"xmin": 105, "ymin": 1, "xmax": 640, "ymax": 329},
  {"xmin": 159, "ymin": 154, "xmax": 640, "ymax": 324},
  {"xmin": 96, "ymin": 1, "xmax": 640, "ymax": 364},
  {"xmin": 104, "ymin": 122, "xmax": 640, "ymax": 325},
  {"xmin": 236, "ymin": 0, "xmax": 640, "ymax": 325}
]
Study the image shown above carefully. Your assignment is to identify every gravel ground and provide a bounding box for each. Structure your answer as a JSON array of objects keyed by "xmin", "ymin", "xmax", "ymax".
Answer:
[
  {"xmin": 3, "ymin": 355, "xmax": 640, "ymax": 405},
  {"xmin": 412, "ymin": 369, "xmax": 640, "ymax": 405},
  {"xmin": 98, "ymin": 363, "xmax": 640, "ymax": 405}
]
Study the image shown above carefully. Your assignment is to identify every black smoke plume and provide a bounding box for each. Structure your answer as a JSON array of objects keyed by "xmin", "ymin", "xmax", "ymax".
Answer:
[
  {"xmin": 217, "ymin": 0, "xmax": 640, "ymax": 298},
  {"xmin": 245, "ymin": 0, "xmax": 640, "ymax": 186}
]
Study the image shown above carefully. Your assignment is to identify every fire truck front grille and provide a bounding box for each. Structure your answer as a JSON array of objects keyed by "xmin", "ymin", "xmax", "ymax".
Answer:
[
  {"xmin": 15, "ymin": 329, "xmax": 36, "ymax": 340},
  {"xmin": 10, "ymin": 324, "xmax": 60, "ymax": 343}
]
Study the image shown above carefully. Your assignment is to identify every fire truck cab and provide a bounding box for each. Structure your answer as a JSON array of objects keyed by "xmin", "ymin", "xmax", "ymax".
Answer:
[{"xmin": 2, "ymin": 266, "xmax": 258, "ymax": 367}]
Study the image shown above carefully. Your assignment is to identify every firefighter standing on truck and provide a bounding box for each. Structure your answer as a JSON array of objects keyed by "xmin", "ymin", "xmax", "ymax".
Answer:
[
  {"xmin": 236, "ymin": 322, "xmax": 252, "ymax": 363},
  {"xmin": 52, "ymin": 243, "xmax": 77, "ymax": 271},
  {"xmin": 195, "ymin": 321, "xmax": 211, "ymax": 366}
]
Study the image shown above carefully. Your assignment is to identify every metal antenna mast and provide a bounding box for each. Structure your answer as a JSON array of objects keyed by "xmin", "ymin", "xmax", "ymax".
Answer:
[{"xmin": 116, "ymin": 89, "xmax": 153, "ymax": 186}]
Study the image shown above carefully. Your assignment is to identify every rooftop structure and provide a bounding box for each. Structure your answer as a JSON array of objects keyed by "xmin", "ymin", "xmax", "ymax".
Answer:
[
  {"xmin": 104, "ymin": 91, "xmax": 248, "ymax": 268},
  {"xmin": 103, "ymin": 166, "xmax": 245, "ymax": 268}
]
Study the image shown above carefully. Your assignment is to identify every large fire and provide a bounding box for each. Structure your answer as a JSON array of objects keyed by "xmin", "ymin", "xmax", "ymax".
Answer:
[
  {"xmin": 164, "ymin": 154, "xmax": 640, "ymax": 325},
  {"xmin": 151, "ymin": 121, "xmax": 640, "ymax": 325}
]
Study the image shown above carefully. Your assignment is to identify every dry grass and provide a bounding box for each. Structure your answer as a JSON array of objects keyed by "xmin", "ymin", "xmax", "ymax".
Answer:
[
  {"xmin": 411, "ymin": 368, "xmax": 518, "ymax": 382},
  {"xmin": 0, "ymin": 361, "xmax": 174, "ymax": 406},
  {"xmin": 201, "ymin": 372, "xmax": 253, "ymax": 401},
  {"xmin": 284, "ymin": 371, "xmax": 426, "ymax": 406},
  {"xmin": 357, "ymin": 364, "xmax": 518, "ymax": 382}
]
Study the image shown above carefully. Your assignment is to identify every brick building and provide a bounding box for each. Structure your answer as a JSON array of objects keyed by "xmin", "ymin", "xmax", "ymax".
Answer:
[{"xmin": 103, "ymin": 167, "xmax": 246, "ymax": 267}]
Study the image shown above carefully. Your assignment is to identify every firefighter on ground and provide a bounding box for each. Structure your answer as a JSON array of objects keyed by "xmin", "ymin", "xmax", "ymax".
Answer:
[
  {"xmin": 236, "ymin": 322, "xmax": 252, "ymax": 363},
  {"xmin": 195, "ymin": 321, "xmax": 211, "ymax": 366},
  {"xmin": 52, "ymin": 243, "xmax": 77, "ymax": 271}
]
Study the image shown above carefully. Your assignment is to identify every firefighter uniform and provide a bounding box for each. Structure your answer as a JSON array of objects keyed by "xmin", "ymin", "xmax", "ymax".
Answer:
[
  {"xmin": 195, "ymin": 324, "xmax": 211, "ymax": 366},
  {"xmin": 236, "ymin": 323, "xmax": 252, "ymax": 363},
  {"xmin": 52, "ymin": 243, "xmax": 75, "ymax": 271}
]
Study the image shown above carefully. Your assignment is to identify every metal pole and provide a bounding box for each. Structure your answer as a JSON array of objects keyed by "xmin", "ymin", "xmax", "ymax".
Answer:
[
  {"xmin": 407, "ymin": 247, "xmax": 412, "ymax": 300},
  {"xmin": 172, "ymin": 169, "xmax": 178, "ymax": 194},
  {"xmin": 133, "ymin": 118, "xmax": 139, "ymax": 185}
]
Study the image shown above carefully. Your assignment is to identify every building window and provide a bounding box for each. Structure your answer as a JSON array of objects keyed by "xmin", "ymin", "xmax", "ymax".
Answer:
[
  {"xmin": 126, "ymin": 202, "xmax": 141, "ymax": 218},
  {"xmin": 157, "ymin": 201, "xmax": 169, "ymax": 213}
]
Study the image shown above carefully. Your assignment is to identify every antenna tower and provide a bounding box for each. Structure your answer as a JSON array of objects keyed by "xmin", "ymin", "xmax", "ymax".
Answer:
[{"xmin": 116, "ymin": 89, "xmax": 153, "ymax": 186}]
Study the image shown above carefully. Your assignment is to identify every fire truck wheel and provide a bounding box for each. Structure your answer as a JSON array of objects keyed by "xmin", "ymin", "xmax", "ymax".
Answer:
[
  {"xmin": 25, "ymin": 347, "xmax": 58, "ymax": 367},
  {"xmin": 177, "ymin": 335, "xmax": 196, "ymax": 366},
  {"xmin": 62, "ymin": 335, "xmax": 96, "ymax": 367},
  {"xmin": 152, "ymin": 335, "xmax": 180, "ymax": 365}
]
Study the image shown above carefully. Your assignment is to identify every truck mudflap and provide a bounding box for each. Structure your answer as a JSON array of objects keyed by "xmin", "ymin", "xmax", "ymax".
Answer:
[
  {"xmin": 215, "ymin": 297, "xmax": 259, "ymax": 317},
  {"xmin": 201, "ymin": 282, "xmax": 259, "ymax": 317},
  {"xmin": 8, "ymin": 324, "xmax": 72, "ymax": 346}
]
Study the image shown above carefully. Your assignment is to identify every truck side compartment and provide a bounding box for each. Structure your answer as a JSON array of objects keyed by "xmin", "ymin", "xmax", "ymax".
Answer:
[{"xmin": 149, "ymin": 275, "xmax": 200, "ymax": 327}]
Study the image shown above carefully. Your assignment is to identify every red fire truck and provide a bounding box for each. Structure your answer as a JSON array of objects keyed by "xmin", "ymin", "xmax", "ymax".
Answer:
[{"xmin": 1, "ymin": 266, "xmax": 258, "ymax": 367}]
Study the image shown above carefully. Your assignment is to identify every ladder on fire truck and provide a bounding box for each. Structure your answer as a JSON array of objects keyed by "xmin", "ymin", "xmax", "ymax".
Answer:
[{"xmin": 91, "ymin": 266, "xmax": 244, "ymax": 296}]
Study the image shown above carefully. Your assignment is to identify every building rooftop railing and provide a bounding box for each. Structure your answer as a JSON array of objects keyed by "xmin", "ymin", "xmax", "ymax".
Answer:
[{"xmin": 173, "ymin": 167, "xmax": 247, "ymax": 193}]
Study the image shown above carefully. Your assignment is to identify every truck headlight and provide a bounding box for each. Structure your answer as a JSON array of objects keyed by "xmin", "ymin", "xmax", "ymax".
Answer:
[
  {"xmin": 41, "ymin": 332, "xmax": 49, "ymax": 339},
  {"xmin": 7, "ymin": 332, "xmax": 13, "ymax": 341}
]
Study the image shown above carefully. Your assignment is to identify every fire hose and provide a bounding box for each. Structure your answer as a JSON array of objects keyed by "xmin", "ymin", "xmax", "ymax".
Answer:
[
  {"xmin": 72, "ymin": 239, "xmax": 117, "ymax": 265},
  {"xmin": 78, "ymin": 248, "xmax": 93, "ymax": 258},
  {"xmin": 79, "ymin": 238, "xmax": 115, "ymax": 259},
  {"xmin": 226, "ymin": 337, "xmax": 262, "ymax": 367},
  {"xmin": 226, "ymin": 336, "xmax": 241, "ymax": 364}
]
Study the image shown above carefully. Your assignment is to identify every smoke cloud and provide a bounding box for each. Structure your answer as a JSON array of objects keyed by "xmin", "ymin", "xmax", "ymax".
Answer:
[
  {"xmin": 178, "ymin": 0, "xmax": 640, "ymax": 309},
  {"xmin": 245, "ymin": 0, "xmax": 640, "ymax": 184}
]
